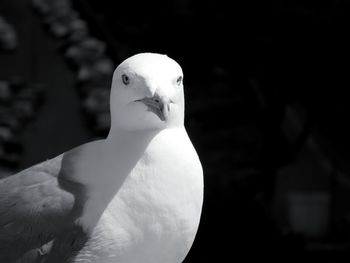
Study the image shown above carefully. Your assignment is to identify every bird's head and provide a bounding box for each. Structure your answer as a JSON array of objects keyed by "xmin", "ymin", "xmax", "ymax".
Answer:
[{"xmin": 109, "ymin": 53, "xmax": 184, "ymax": 131}]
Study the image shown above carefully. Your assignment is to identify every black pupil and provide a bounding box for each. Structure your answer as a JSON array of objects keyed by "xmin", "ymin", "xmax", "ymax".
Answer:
[
  {"xmin": 177, "ymin": 77, "xmax": 182, "ymax": 84},
  {"xmin": 123, "ymin": 75, "xmax": 129, "ymax": 84}
]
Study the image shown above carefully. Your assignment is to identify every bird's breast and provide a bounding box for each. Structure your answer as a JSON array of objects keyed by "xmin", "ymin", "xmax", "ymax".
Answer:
[{"xmin": 75, "ymin": 130, "xmax": 203, "ymax": 263}]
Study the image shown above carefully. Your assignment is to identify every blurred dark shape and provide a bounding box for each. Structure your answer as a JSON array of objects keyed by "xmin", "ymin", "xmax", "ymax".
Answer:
[
  {"xmin": 31, "ymin": 0, "xmax": 113, "ymax": 137},
  {"xmin": 82, "ymin": 87, "xmax": 110, "ymax": 135},
  {"xmin": 0, "ymin": 15, "xmax": 18, "ymax": 51},
  {"xmin": 0, "ymin": 76, "xmax": 46, "ymax": 169}
]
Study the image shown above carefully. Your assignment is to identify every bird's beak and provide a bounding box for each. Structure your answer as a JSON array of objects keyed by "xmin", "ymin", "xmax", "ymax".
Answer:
[{"xmin": 137, "ymin": 93, "xmax": 171, "ymax": 121}]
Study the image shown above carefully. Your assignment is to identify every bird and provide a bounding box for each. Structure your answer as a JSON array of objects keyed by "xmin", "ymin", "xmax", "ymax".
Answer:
[{"xmin": 0, "ymin": 53, "xmax": 203, "ymax": 263}]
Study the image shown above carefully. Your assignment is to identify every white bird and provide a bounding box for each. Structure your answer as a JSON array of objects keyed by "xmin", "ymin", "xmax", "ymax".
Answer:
[{"xmin": 0, "ymin": 53, "xmax": 203, "ymax": 263}]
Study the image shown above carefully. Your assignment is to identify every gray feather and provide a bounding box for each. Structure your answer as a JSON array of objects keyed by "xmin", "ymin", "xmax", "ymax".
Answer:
[{"xmin": 0, "ymin": 153, "xmax": 88, "ymax": 262}]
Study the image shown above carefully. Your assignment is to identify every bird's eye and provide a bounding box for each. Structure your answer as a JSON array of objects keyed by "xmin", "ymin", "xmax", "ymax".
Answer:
[
  {"xmin": 176, "ymin": 76, "xmax": 183, "ymax": 86},
  {"xmin": 122, "ymin": 74, "xmax": 130, "ymax": 85}
]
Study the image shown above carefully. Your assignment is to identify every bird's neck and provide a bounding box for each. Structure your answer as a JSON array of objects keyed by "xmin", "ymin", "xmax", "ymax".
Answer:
[{"xmin": 106, "ymin": 128, "xmax": 160, "ymax": 145}]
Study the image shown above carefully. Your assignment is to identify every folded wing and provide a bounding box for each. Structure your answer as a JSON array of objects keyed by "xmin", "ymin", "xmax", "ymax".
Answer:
[{"xmin": 0, "ymin": 154, "xmax": 76, "ymax": 262}]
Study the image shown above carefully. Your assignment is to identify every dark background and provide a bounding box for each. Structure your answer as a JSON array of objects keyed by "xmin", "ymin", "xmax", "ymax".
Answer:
[{"xmin": 1, "ymin": 0, "xmax": 350, "ymax": 261}]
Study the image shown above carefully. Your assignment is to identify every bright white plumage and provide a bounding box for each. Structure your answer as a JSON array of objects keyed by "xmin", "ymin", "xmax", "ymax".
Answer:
[{"xmin": 0, "ymin": 53, "xmax": 203, "ymax": 263}]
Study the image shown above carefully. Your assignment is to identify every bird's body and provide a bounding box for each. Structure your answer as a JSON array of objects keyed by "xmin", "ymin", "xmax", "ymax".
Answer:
[
  {"xmin": 0, "ymin": 53, "xmax": 203, "ymax": 263},
  {"xmin": 74, "ymin": 128, "xmax": 202, "ymax": 263}
]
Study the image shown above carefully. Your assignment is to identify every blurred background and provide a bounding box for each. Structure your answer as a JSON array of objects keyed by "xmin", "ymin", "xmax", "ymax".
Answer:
[{"xmin": 1, "ymin": 0, "xmax": 350, "ymax": 260}]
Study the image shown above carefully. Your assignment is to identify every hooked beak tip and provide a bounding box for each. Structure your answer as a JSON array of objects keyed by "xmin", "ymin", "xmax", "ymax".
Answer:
[{"xmin": 137, "ymin": 94, "xmax": 171, "ymax": 121}]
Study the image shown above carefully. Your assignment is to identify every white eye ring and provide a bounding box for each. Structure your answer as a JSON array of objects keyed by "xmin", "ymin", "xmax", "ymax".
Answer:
[
  {"xmin": 122, "ymin": 74, "xmax": 130, "ymax": 85},
  {"xmin": 176, "ymin": 76, "xmax": 183, "ymax": 86}
]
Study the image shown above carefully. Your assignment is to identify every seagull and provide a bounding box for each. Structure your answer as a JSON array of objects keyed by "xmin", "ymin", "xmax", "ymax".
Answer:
[{"xmin": 0, "ymin": 53, "xmax": 203, "ymax": 263}]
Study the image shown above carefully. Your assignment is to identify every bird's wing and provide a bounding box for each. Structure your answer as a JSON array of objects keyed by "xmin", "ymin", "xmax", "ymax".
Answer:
[{"xmin": 0, "ymin": 154, "xmax": 76, "ymax": 262}]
